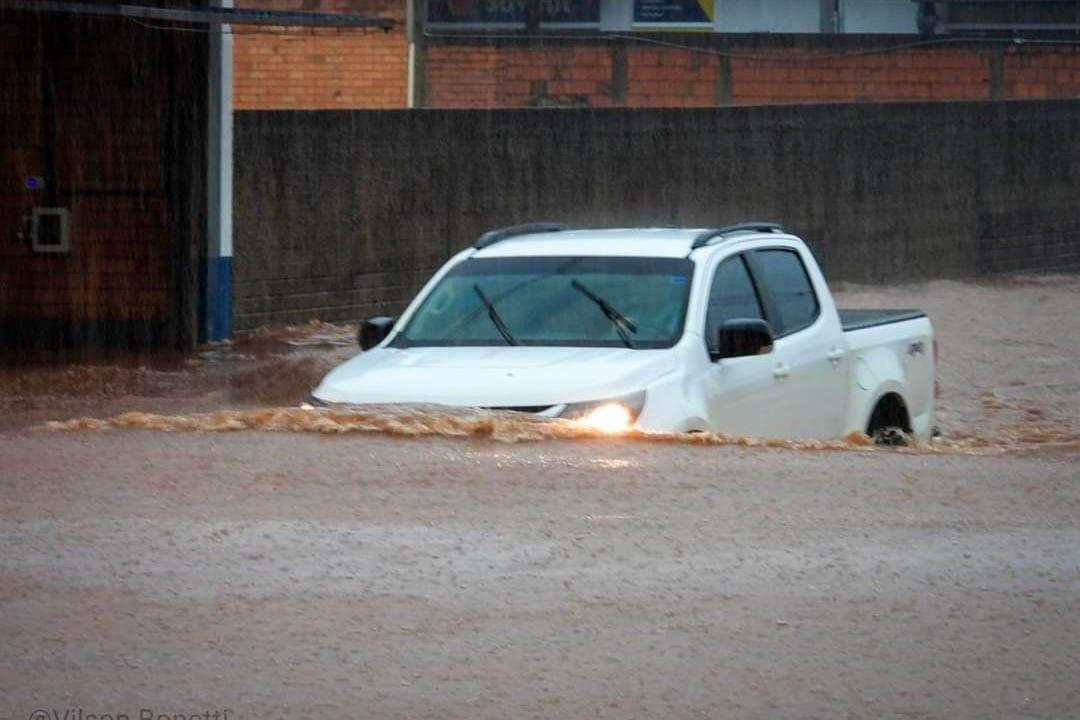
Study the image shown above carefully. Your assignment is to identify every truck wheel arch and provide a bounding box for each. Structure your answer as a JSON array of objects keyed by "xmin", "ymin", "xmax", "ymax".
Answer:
[{"xmin": 866, "ymin": 391, "xmax": 912, "ymax": 444}]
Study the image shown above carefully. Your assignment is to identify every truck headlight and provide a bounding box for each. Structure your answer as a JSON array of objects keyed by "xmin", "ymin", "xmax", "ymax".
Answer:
[{"xmin": 560, "ymin": 391, "xmax": 646, "ymax": 433}]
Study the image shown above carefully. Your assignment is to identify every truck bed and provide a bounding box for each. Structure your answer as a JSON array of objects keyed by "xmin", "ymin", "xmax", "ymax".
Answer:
[{"xmin": 838, "ymin": 309, "xmax": 926, "ymax": 332}]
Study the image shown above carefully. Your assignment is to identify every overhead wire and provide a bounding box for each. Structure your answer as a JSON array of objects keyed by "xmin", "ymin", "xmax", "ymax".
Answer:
[
  {"xmin": 128, "ymin": 16, "xmax": 389, "ymax": 35},
  {"xmin": 125, "ymin": 16, "xmax": 1080, "ymax": 61},
  {"xmin": 423, "ymin": 29, "xmax": 1080, "ymax": 63},
  {"xmin": 123, "ymin": 10, "xmax": 1080, "ymax": 59}
]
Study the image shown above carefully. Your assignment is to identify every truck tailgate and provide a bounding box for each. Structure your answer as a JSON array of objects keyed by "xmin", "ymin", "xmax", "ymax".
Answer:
[{"xmin": 839, "ymin": 309, "xmax": 926, "ymax": 332}]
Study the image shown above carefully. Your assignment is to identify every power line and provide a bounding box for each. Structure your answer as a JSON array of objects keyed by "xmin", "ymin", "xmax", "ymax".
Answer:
[
  {"xmin": 130, "ymin": 16, "xmax": 385, "ymax": 35},
  {"xmin": 423, "ymin": 29, "xmax": 1080, "ymax": 63}
]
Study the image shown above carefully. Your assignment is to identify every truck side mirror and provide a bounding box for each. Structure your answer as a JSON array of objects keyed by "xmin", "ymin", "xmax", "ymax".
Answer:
[
  {"xmin": 713, "ymin": 319, "xmax": 774, "ymax": 360},
  {"xmin": 358, "ymin": 316, "xmax": 396, "ymax": 350}
]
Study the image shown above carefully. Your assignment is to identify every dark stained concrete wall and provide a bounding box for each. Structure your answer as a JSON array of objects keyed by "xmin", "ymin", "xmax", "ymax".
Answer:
[{"xmin": 234, "ymin": 100, "xmax": 1080, "ymax": 330}]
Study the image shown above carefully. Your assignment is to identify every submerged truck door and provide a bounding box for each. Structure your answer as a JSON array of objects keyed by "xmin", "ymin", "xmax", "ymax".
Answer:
[
  {"xmin": 745, "ymin": 246, "xmax": 849, "ymax": 440},
  {"xmin": 699, "ymin": 253, "xmax": 783, "ymax": 436}
]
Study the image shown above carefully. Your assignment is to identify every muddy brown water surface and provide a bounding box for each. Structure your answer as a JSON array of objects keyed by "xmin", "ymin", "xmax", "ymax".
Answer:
[
  {"xmin": 3, "ymin": 276, "xmax": 1078, "ymax": 454},
  {"xmin": 2, "ymin": 277, "xmax": 1079, "ymax": 719}
]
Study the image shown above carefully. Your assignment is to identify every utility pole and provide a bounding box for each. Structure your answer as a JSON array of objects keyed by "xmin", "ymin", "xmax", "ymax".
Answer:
[{"xmin": 407, "ymin": 0, "xmax": 426, "ymax": 107}]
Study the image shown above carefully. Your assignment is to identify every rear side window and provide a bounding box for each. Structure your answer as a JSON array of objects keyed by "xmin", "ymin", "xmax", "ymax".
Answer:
[
  {"xmin": 705, "ymin": 255, "xmax": 765, "ymax": 347},
  {"xmin": 753, "ymin": 249, "xmax": 819, "ymax": 336}
]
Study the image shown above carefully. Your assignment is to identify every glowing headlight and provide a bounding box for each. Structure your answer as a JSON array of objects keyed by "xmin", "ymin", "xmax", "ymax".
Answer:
[
  {"xmin": 580, "ymin": 403, "xmax": 633, "ymax": 432},
  {"xmin": 560, "ymin": 391, "xmax": 646, "ymax": 433}
]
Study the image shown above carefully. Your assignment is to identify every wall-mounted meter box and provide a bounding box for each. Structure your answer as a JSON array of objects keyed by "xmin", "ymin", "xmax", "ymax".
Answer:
[{"xmin": 31, "ymin": 207, "xmax": 70, "ymax": 253}]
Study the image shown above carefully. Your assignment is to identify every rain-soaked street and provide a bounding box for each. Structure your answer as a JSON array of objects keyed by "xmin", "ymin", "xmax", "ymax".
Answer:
[{"xmin": 3, "ymin": 277, "xmax": 1079, "ymax": 719}]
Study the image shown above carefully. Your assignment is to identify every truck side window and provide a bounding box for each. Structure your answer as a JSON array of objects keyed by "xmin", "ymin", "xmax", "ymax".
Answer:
[
  {"xmin": 705, "ymin": 255, "xmax": 765, "ymax": 349},
  {"xmin": 753, "ymin": 249, "xmax": 819, "ymax": 336}
]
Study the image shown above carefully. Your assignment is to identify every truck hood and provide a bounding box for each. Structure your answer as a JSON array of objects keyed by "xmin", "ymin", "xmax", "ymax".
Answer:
[{"xmin": 312, "ymin": 345, "xmax": 676, "ymax": 408}]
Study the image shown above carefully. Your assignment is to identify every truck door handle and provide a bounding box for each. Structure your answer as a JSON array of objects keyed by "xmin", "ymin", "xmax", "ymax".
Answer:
[
  {"xmin": 827, "ymin": 348, "xmax": 845, "ymax": 364},
  {"xmin": 773, "ymin": 363, "xmax": 790, "ymax": 380}
]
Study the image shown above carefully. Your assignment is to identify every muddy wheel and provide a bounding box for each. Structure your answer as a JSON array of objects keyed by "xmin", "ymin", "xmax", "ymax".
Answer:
[
  {"xmin": 871, "ymin": 426, "xmax": 911, "ymax": 447},
  {"xmin": 868, "ymin": 394, "xmax": 912, "ymax": 446}
]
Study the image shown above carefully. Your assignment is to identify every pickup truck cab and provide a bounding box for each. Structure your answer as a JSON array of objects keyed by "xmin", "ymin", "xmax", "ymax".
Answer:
[{"xmin": 312, "ymin": 224, "xmax": 935, "ymax": 442}]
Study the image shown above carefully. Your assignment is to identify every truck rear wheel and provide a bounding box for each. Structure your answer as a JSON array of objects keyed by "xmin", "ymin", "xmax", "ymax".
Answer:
[{"xmin": 867, "ymin": 394, "xmax": 912, "ymax": 446}]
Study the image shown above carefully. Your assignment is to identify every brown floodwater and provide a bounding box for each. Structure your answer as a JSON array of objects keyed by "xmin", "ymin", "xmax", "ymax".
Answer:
[
  {"xmin": 7, "ymin": 277, "xmax": 1080, "ymax": 455},
  {"xmin": 36, "ymin": 404, "xmax": 1080, "ymax": 456}
]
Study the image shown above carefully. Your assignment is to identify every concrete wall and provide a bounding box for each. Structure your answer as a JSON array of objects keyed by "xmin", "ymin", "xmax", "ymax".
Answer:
[{"xmin": 233, "ymin": 99, "xmax": 1080, "ymax": 330}]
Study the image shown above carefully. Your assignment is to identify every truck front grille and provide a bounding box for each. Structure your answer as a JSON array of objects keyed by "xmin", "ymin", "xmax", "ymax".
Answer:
[{"xmin": 484, "ymin": 405, "xmax": 555, "ymax": 414}]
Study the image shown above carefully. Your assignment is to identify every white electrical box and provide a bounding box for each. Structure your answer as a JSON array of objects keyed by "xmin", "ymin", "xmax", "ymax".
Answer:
[{"xmin": 31, "ymin": 207, "xmax": 70, "ymax": 253}]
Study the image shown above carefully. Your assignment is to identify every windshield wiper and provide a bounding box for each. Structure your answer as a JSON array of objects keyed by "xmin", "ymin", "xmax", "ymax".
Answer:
[
  {"xmin": 473, "ymin": 284, "xmax": 519, "ymax": 346},
  {"xmin": 570, "ymin": 279, "xmax": 637, "ymax": 349}
]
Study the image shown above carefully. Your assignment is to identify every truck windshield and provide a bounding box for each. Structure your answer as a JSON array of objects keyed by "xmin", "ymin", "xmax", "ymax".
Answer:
[{"xmin": 391, "ymin": 256, "xmax": 694, "ymax": 349}]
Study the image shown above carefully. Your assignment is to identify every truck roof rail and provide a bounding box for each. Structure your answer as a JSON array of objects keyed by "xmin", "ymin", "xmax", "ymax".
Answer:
[
  {"xmin": 474, "ymin": 222, "xmax": 571, "ymax": 249},
  {"xmin": 689, "ymin": 222, "xmax": 785, "ymax": 250}
]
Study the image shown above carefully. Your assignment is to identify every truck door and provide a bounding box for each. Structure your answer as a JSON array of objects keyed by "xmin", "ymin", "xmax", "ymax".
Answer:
[
  {"xmin": 746, "ymin": 248, "xmax": 848, "ymax": 439},
  {"xmin": 700, "ymin": 254, "xmax": 785, "ymax": 437}
]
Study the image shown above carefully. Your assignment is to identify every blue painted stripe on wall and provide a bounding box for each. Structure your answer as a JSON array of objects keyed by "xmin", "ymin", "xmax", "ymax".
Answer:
[{"xmin": 199, "ymin": 255, "xmax": 233, "ymax": 342}]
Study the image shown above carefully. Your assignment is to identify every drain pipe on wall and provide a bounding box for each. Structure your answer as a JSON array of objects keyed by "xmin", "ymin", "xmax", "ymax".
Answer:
[
  {"xmin": 820, "ymin": 0, "xmax": 839, "ymax": 32},
  {"xmin": 204, "ymin": 0, "xmax": 233, "ymax": 341},
  {"xmin": 406, "ymin": 0, "xmax": 425, "ymax": 108}
]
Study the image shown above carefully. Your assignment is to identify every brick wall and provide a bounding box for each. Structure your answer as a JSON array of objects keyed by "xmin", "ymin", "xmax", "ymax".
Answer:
[
  {"xmin": 625, "ymin": 47, "xmax": 719, "ymax": 108},
  {"xmin": 426, "ymin": 45, "xmax": 619, "ymax": 108},
  {"xmin": 1004, "ymin": 46, "xmax": 1080, "ymax": 99},
  {"xmin": 729, "ymin": 49, "xmax": 993, "ymax": 104},
  {"xmin": 233, "ymin": 7, "xmax": 1080, "ymax": 111},
  {"xmin": 233, "ymin": 0, "xmax": 406, "ymax": 109},
  {"xmin": 425, "ymin": 36, "xmax": 1080, "ymax": 108}
]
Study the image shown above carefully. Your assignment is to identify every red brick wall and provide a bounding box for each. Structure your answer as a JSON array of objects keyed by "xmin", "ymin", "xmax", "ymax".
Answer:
[
  {"xmin": 742, "ymin": 44, "xmax": 1080, "ymax": 103},
  {"xmin": 231, "ymin": 2, "xmax": 1080, "ymax": 111},
  {"xmin": 425, "ymin": 43, "xmax": 725, "ymax": 108},
  {"xmin": 421, "ymin": 41, "xmax": 1080, "ymax": 108},
  {"xmin": 233, "ymin": 0, "xmax": 406, "ymax": 109},
  {"xmin": 0, "ymin": 13, "xmax": 170, "ymax": 325},
  {"xmin": 426, "ymin": 45, "xmax": 618, "ymax": 108},
  {"xmin": 424, "ymin": 38, "xmax": 1080, "ymax": 108},
  {"xmin": 626, "ymin": 47, "xmax": 719, "ymax": 108},
  {"xmin": 1004, "ymin": 46, "xmax": 1080, "ymax": 99},
  {"xmin": 732, "ymin": 49, "xmax": 998, "ymax": 104}
]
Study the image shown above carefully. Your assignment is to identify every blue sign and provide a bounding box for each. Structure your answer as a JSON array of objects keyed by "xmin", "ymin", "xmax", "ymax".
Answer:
[{"xmin": 633, "ymin": 0, "xmax": 713, "ymax": 25}]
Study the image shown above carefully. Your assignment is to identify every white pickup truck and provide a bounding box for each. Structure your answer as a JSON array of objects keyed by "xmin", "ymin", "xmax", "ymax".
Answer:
[{"xmin": 312, "ymin": 224, "xmax": 935, "ymax": 442}]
